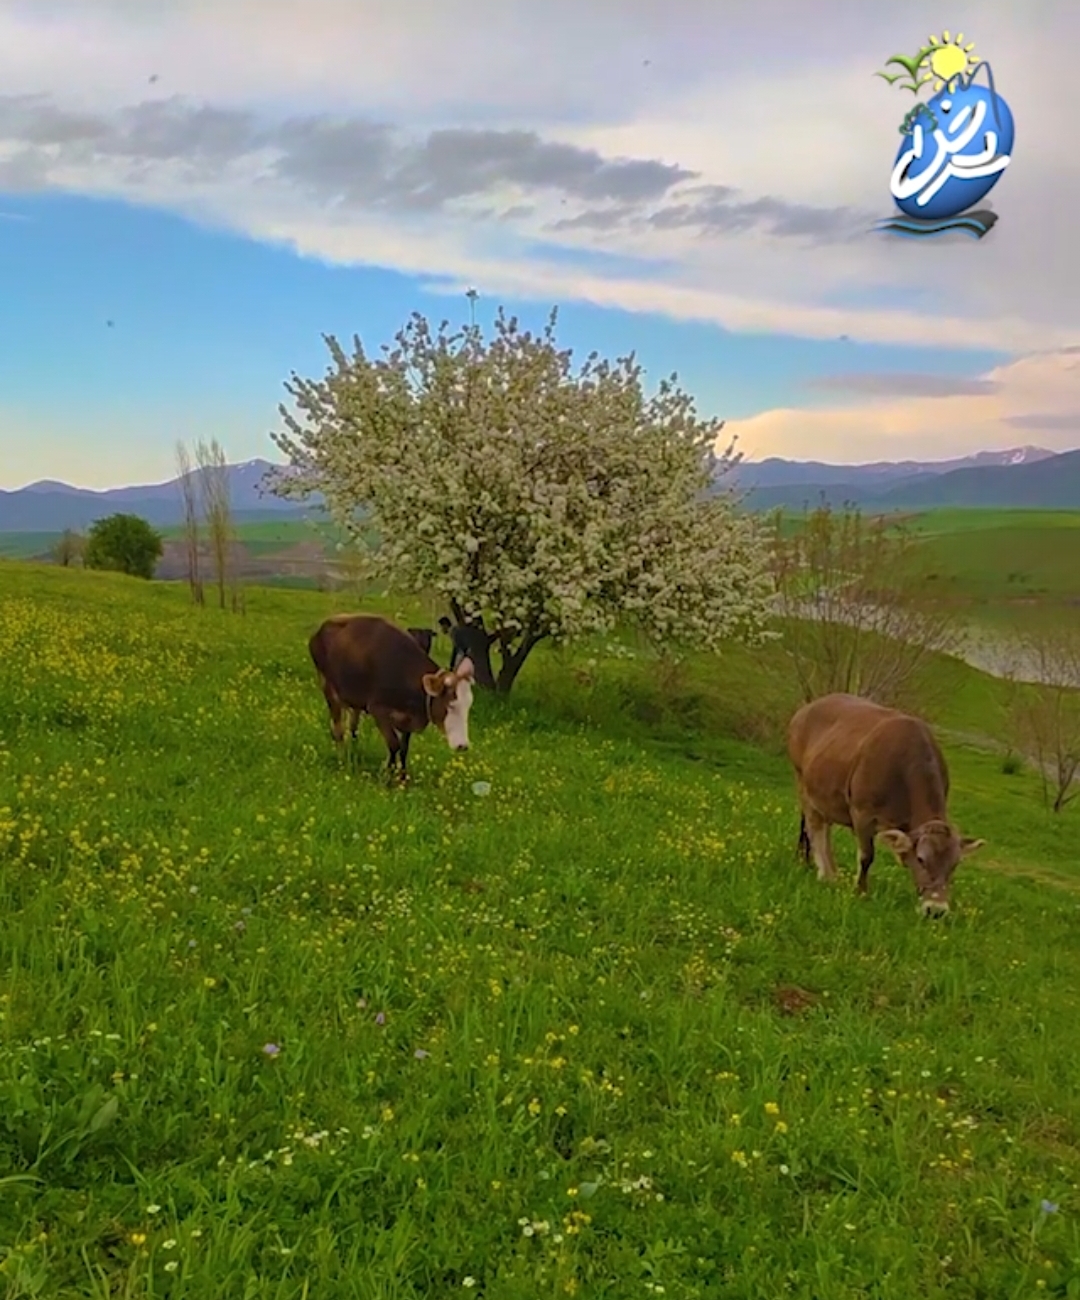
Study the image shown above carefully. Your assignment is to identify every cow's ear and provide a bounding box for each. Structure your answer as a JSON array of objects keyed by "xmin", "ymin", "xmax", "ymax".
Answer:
[
  {"xmin": 421, "ymin": 672, "xmax": 445, "ymax": 697},
  {"xmin": 456, "ymin": 656, "xmax": 475, "ymax": 682},
  {"xmin": 959, "ymin": 836, "xmax": 986, "ymax": 857},
  {"xmin": 879, "ymin": 829, "xmax": 913, "ymax": 858}
]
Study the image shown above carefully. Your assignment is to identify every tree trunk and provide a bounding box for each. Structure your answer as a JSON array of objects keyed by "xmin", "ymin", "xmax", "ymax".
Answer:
[
  {"xmin": 444, "ymin": 603, "xmax": 544, "ymax": 695},
  {"xmin": 447, "ymin": 601, "xmax": 497, "ymax": 689},
  {"xmin": 456, "ymin": 624, "xmax": 497, "ymax": 690},
  {"xmin": 495, "ymin": 632, "xmax": 545, "ymax": 695}
]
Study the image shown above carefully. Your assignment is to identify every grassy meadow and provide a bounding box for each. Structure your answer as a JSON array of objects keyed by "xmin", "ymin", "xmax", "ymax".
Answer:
[
  {"xmin": 1, "ymin": 562, "xmax": 1080, "ymax": 1298},
  {"xmin": 906, "ymin": 511, "xmax": 1080, "ymax": 627}
]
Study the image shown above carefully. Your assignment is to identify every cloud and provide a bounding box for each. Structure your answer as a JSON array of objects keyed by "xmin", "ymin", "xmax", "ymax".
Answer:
[
  {"xmin": 728, "ymin": 349, "xmax": 1080, "ymax": 462},
  {"xmin": 549, "ymin": 183, "xmax": 873, "ymax": 243},
  {"xmin": 0, "ymin": 0, "xmax": 1078, "ymax": 356},
  {"xmin": 275, "ymin": 121, "xmax": 698, "ymax": 211},
  {"xmin": 0, "ymin": 91, "xmax": 859, "ymax": 240},
  {"xmin": 1002, "ymin": 411, "xmax": 1080, "ymax": 431},
  {"xmin": 806, "ymin": 373, "xmax": 1001, "ymax": 398}
]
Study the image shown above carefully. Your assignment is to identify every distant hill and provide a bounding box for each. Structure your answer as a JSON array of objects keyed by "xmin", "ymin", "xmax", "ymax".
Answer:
[
  {"xmin": 730, "ymin": 447, "xmax": 1080, "ymax": 512},
  {"xmin": 0, "ymin": 459, "xmax": 319, "ymax": 532},
  {"xmin": 877, "ymin": 448, "xmax": 1080, "ymax": 509},
  {"xmin": 729, "ymin": 445, "xmax": 1054, "ymax": 493}
]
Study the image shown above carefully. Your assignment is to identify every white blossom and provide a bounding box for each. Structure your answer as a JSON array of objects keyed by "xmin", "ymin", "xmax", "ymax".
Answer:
[{"xmin": 270, "ymin": 307, "xmax": 776, "ymax": 691}]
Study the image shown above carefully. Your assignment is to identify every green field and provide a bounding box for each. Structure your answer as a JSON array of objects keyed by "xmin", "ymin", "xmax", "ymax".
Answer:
[
  {"xmin": 156, "ymin": 518, "xmax": 339, "ymax": 559},
  {"xmin": 1, "ymin": 563, "xmax": 1079, "ymax": 1297},
  {"xmin": 907, "ymin": 511, "xmax": 1080, "ymax": 613}
]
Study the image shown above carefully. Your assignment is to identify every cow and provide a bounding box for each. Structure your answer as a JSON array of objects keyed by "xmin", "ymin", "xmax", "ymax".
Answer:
[
  {"xmin": 438, "ymin": 615, "xmax": 498, "ymax": 687},
  {"xmin": 786, "ymin": 693, "xmax": 985, "ymax": 916},
  {"xmin": 407, "ymin": 627, "xmax": 436, "ymax": 655},
  {"xmin": 339, "ymin": 625, "xmax": 441, "ymax": 740},
  {"xmin": 309, "ymin": 614, "xmax": 475, "ymax": 779}
]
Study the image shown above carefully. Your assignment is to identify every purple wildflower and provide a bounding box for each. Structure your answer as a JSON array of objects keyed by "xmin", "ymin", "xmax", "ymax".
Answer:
[
  {"xmin": 375, "ymin": 1012, "xmax": 386, "ymax": 1026},
  {"xmin": 414, "ymin": 1048, "xmax": 430, "ymax": 1059},
  {"xmin": 1041, "ymin": 1199, "xmax": 1059, "ymax": 1214},
  {"xmin": 262, "ymin": 1042, "xmax": 281, "ymax": 1057}
]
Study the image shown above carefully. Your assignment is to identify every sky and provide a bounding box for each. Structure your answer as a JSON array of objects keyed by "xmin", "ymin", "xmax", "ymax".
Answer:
[{"xmin": 1, "ymin": 0, "xmax": 1078, "ymax": 490}]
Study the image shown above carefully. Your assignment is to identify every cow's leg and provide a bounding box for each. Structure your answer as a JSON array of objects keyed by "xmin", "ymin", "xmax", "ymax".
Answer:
[
  {"xmin": 320, "ymin": 675, "xmax": 345, "ymax": 744},
  {"xmin": 371, "ymin": 712, "xmax": 403, "ymax": 777},
  {"xmin": 797, "ymin": 812, "xmax": 812, "ymax": 867},
  {"xmin": 398, "ymin": 730, "xmax": 413, "ymax": 782},
  {"xmin": 854, "ymin": 820, "xmax": 876, "ymax": 896},
  {"xmin": 804, "ymin": 806, "xmax": 838, "ymax": 882},
  {"xmin": 349, "ymin": 708, "xmax": 363, "ymax": 740},
  {"xmin": 794, "ymin": 779, "xmax": 813, "ymax": 867}
]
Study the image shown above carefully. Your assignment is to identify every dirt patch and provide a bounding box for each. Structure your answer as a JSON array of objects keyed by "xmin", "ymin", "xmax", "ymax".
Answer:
[{"xmin": 773, "ymin": 984, "xmax": 818, "ymax": 1016}]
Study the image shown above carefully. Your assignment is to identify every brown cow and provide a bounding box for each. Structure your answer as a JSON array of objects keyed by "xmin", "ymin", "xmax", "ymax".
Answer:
[
  {"xmin": 309, "ymin": 614, "xmax": 475, "ymax": 778},
  {"xmin": 786, "ymin": 693, "xmax": 985, "ymax": 915},
  {"xmin": 344, "ymin": 625, "xmax": 439, "ymax": 740}
]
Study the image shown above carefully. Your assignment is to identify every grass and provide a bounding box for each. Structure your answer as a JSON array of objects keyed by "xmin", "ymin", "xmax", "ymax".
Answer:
[
  {"xmin": 913, "ymin": 514, "xmax": 1080, "ymax": 611},
  {"xmin": 904, "ymin": 509, "xmax": 1080, "ymax": 536},
  {"xmin": 2, "ymin": 563, "xmax": 1080, "ymax": 1298},
  {"xmin": 152, "ymin": 518, "xmax": 338, "ymax": 561}
]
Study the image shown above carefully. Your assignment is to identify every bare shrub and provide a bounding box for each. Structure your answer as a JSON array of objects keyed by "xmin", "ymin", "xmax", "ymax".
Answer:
[
  {"xmin": 175, "ymin": 439, "xmax": 204, "ymax": 605},
  {"xmin": 768, "ymin": 501, "xmax": 963, "ymax": 710},
  {"xmin": 1004, "ymin": 625, "xmax": 1080, "ymax": 813},
  {"xmin": 195, "ymin": 438, "xmax": 238, "ymax": 611},
  {"xmin": 51, "ymin": 529, "xmax": 86, "ymax": 567}
]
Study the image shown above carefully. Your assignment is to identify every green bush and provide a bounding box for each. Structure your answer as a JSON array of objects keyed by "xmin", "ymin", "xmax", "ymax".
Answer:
[{"xmin": 84, "ymin": 513, "xmax": 164, "ymax": 579}]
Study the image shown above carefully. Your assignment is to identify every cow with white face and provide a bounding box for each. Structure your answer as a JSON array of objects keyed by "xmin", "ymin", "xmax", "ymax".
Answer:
[{"xmin": 308, "ymin": 613, "xmax": 476, "ymax": 779}]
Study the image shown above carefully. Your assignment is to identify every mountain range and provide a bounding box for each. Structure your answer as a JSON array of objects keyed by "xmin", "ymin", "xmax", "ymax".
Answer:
[
  {"xmin": 0, "ymin": 459, "xmax": 313, "ymax": 532},
  {"xmin": 1, "ymin": 446, "xmax": 1078, "ymax": 533},
  {"xmin": 726, "ymin": 445, "xmax": 1080, "ymax": 511}
]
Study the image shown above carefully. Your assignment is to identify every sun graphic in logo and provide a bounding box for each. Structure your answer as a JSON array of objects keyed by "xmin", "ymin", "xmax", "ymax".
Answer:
[{"xmin": 922, "ymin": 31, "xmax": 978, "ymax": 90}]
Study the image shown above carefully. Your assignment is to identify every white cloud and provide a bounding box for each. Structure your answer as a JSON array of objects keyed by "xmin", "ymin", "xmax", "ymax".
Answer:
[
  {"xmin": 0, "ymin": 0, "xmax": 1076, "ymax": 361},
  {"xmin": 726, "ymin": 349, "xmax": 1080, "ymax": 462}
]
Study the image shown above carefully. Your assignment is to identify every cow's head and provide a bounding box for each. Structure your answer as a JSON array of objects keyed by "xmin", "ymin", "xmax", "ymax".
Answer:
[
  {"xmin": 421, "ymin": 657, "xmax": 475, "ymax": 751},
  {"xmin": 878, "ymin": 820, "xmax": 985, "ymax": 916}
]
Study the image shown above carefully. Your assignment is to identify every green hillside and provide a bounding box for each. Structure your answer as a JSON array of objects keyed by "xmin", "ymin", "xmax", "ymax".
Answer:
[
  {"xmin": 909, "ymin": 510, "xmax": 1080, "ymax": 610},
  {"xmin": 1, "ymin": 564, "xmax": 1078, "ymax": 1296},
  {"xmin": 0, "ymin": 531, "xmax": 62, "ymax": 559}
]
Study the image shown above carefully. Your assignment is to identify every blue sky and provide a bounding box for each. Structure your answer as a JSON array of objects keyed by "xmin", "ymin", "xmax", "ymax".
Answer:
[{"xmin": 1, "ymin": 0, "xmax": 1077, "ymax": 488}]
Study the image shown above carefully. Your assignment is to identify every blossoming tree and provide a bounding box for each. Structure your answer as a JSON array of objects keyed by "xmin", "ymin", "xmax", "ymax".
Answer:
[{"xmin": 269, "ymin": 307, "xmax": 775, "ymax": 695}]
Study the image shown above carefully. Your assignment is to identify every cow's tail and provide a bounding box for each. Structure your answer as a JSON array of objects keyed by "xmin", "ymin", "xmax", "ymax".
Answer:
[{"xmin": 797, "ymin": 813, "xmax": 812, "ymax": 864}]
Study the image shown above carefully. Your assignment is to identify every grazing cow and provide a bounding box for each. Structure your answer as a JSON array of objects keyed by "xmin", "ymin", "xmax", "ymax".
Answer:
[
  {"xmin": 309, "ymin": 614, "xmax": 475, "ymax": 778},
  {"xmin": 342, "ymin": 625, "xmax": 440, "ymax": 739},
  {"xmin": 786, "ymin": 693, "xmax": 985, "ymax": 915}
]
